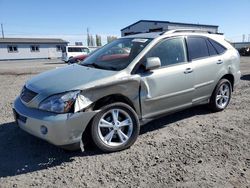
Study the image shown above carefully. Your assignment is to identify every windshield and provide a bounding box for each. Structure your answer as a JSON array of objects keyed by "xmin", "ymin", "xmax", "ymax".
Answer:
[{"xmin": 81, "ymin": 38, "xmax": 152, "ymax": 71}]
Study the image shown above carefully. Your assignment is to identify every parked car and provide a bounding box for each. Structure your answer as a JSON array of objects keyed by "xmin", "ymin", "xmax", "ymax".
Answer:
[
  {"xmin": 13, "ymin": 30, "xmax": 241, "ymax": 152},
  {"xmin": 68, "ymin": 54, "xmax": 89, "ymax": 64},
  {"xmin": 62, "ymin": 46, "xmax": 90, "ymax": 62},
  {"xmin": 238, "ymin": 47, "xmax": 250, "ymax": 56},
  {"xmin": 67, "ymin": 48, "xmax": 100, "ymax": 64}
]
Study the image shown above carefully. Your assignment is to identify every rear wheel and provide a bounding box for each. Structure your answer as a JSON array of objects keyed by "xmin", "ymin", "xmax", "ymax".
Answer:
[
  {"xmin": 209, "ymin": 79, "xmax": 232, "ymax": 112},
  {"xmin": 91, "ymin": 102, "xmax": 140, "ymax": 152}
]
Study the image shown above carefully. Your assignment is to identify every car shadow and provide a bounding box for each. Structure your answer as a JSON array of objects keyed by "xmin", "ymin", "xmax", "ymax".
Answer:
[
  {"xmin": 241, "ymin": 74, "xmax": 250, "ymax": 81},
  {"xmin": 0, "ymin": 105, "xmax": 211, "ymax": 178},
  {"xmin": 0, "ymin": 122, "xmax": 102, "ymax": 178},
  {"xmin": 140, "ymin": 105, "xmax": 211, "ymax": 135}
]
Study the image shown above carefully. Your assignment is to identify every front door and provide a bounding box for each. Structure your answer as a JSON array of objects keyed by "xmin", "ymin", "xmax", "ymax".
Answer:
[{"xmin": 138, "ymin": 37, "xmax": 195, "ymax": 119}]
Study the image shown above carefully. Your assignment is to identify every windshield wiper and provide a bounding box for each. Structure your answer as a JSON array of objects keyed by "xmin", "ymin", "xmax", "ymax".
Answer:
[
  {"xmin": 82, "ymin": 63, "xmax": 103, "ymax": 69},
  {"xmin": 82, "ymin": 63, "xmax": 118, "ymax": 71}
]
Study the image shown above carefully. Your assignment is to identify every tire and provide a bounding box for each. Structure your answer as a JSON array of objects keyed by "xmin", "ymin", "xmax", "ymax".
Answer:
[
  {"xmin": 209, "ymin": 79, "xmax": 232, "ymax": 112},
  {"xmin": 91, "ymin": 102, "xmax": 140, "ymax": 152}
]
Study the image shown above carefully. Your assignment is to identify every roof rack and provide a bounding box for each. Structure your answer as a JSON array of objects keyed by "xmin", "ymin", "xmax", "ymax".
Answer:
[{"xmin": 160, "ymin": 29, "xmax": 215, "ymax": 35}]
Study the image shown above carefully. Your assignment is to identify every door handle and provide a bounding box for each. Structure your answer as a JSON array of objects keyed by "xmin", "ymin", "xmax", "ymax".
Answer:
[
  {"xmin": 184, "ymin": 68, "xmax": 193, "ymax": 74},
  {"xmin": 217, "ymin": 60, "xmax": 223, "ymax": 64}
]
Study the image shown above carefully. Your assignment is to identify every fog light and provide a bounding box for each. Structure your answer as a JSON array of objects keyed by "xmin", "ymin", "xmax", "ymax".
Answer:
[{"xmin": 40, "ymin": 125, "xmax": 48, "ymax": 135}]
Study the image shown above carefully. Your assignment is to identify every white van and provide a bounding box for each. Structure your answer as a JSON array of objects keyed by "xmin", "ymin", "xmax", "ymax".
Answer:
[{"xmin": 62, "ymin": 46, "xmax": 90, "ymax": 62}]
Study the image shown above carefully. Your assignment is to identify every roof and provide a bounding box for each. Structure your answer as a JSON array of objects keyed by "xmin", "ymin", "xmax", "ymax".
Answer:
[
  {"xmin": 0, "ymin": 38, "xmax": 68, "ymax": 44},
  {"xmin": 121, "ymin": 20, "xmax": 219, "ymax": 31},
  {"xmin": 123, "ymin": 32, "xmax": 161, "ymax": 39},
  {"xmin": 122, "ymin": 30, "xmax": 223, "ymax": 39}
]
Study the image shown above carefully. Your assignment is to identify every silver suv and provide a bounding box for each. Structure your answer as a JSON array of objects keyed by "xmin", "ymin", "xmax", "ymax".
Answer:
[{"xmin": 13, "ymin": 30, "xmax": 241, "ymax": 152}]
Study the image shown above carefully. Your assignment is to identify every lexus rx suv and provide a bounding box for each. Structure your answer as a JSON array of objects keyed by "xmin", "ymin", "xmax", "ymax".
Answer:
[{"xmin": 13, "ymin": 30, "xmax": 241, "ymax": 152}]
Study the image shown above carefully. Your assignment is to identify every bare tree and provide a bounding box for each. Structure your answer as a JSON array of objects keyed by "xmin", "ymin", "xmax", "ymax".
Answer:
[
  {"xmin": 90, "ymin": 35, "xmax": 95, "ymax": 46},
  {"xmin": 87, "ymin": 28, "xmax": 90, "ymax": 46},
  {"xmin": 96, "ymin": 35, "xmax": 102, "ymax": 46},
  {"xmin": 107, "ymin": 36, "xmax": 117, "ymax": 43}
]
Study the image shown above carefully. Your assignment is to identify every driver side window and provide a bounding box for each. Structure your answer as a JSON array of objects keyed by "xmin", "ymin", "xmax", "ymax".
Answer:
[{"xmin": 146, "ymin": 37, "xmax": 187, "ymax": 67}]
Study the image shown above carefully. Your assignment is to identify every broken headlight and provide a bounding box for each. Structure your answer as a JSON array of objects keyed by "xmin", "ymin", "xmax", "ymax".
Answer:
[{"xmin": 38, "ymin": 91, "xmax": 80, "ymax": 113}]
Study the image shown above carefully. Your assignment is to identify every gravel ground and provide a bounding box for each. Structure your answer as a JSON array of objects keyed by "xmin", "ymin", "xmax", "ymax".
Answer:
[{"xmin": 0, "ymin": 58, "xmax": 249, "ymax": 187}]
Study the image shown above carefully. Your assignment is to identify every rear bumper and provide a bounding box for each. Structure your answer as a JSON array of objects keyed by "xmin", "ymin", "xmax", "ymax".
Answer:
[
  {"xmin": 13, "ymin": 97, "xmax": 97, "ymax": 147},
  {"xmin": 234, "ymin": 70, "xmax": 241, "ymax": 87}
]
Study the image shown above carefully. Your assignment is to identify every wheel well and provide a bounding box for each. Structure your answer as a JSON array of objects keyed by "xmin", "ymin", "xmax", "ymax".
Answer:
[
  {"xmin": 81, "ymin": 94, "xmax": 136, "ymax": 148},
  {"xmin": 92, "ymin": 94, "xmax": 135, "ymax": 111},
  {"xmin": 221, "ymin": 74, "xmax": 234, "ymax": 91}
]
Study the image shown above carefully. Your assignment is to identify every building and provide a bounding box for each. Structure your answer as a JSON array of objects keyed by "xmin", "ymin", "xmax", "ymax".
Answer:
[
  {"xmin": 0, "ymin": 38, "xmax": 68, "ymax": 60},
  {"xmin": 232, "ymin": 42, "xmax": 250, "ymax": 50},
  {"xmin": 121, "ymin": 20, "xmax": 219, "ymax": 36}
]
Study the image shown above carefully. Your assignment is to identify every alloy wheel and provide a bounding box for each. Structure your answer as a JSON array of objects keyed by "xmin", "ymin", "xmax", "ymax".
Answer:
[
  {"xmin": 97, "ymin": 108, "xmax": 133, "ymax": 147},
  {"xmin": 216, "ymin": 83, "xmax": 230, "ymax": 109}
]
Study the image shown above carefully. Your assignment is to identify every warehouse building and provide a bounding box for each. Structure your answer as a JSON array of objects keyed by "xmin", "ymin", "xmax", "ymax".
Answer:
[
  {"xmin": 121, "ymin": 20, "xmax": 219, "ymax": 36},
  {"xmin": 0, "ymin": 38, "xmax": 68, "ymax": 60}
]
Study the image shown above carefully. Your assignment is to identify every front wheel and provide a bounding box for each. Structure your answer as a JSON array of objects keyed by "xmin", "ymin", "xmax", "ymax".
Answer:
[
  {"xmin": 209, "ymin": 79, "xmax": 232, "ymax": 112},
  {"xmin": 91, "ymin": 102, "xmax": 140, "ymax": 152}
]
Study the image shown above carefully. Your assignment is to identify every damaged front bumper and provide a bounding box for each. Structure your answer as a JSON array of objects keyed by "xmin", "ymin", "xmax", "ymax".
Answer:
[{"xmin": 13, "ymin": 97, "xmax": 97, "ymax": 148}]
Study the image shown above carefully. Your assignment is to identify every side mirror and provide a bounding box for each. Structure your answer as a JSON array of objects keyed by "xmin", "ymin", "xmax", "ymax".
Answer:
[{"xmin": 145, "ymin": 57, "xmax": 161, "ymax": 71}]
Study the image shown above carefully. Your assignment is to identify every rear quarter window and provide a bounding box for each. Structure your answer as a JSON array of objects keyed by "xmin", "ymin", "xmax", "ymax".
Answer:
[
  {"xmin": 208, "ymin": 39, "xmax": 227, "ymax": 54},
  {"xmin": 206, "ymin": 39, "xmax": 218, "ymax": 56}
]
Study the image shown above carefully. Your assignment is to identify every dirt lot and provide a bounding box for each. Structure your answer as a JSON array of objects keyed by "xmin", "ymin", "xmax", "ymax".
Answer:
[{"xmin": 0, "ymin": 58, "xmax": 249, "ymax": 187}]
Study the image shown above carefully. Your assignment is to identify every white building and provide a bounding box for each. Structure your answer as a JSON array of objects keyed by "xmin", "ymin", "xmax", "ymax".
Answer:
[
  {"xmin": 121, "ymin": 20, "xmax": 219, "ymax": 36},
  {"xmin": 0, "ymin": 38, "xmax": 68, "ymax": 60}
]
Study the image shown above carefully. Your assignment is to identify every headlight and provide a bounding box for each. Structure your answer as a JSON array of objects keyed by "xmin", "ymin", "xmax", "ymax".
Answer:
[{"xmin": 39, "ymin": 91, "xmax": 79, "ymax": 113}]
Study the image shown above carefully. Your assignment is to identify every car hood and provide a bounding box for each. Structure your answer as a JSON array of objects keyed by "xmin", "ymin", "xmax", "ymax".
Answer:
[{"xmin": 26, "ymin": 64, "xmax": 117, "ymax": 95}]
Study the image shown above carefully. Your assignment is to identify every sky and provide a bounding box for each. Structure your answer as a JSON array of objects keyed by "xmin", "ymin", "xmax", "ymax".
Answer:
[{"xmin": 0, "ymin": 0, "xmax": 249, "ymax": 45}]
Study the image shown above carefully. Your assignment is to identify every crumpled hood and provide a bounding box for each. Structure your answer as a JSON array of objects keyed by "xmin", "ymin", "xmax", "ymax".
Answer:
[{"xmin": 26, "ymin": 64, "xmax": 117, "ymax": 95}]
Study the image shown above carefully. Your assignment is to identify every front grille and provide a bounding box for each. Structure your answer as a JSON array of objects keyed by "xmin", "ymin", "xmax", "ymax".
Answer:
[{"xmin": 20, "ymin": 86, "xmax": 37, "ymax": 103}]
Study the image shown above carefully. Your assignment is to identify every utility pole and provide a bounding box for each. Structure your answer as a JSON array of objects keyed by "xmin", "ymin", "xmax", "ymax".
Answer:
[
  {"xmin": 242, "ymin": 34, "xmax": 245, "ymax": 42},
  {"xmin": 1, "ymin": 23, "xmax": 4, "ymax": 38}
]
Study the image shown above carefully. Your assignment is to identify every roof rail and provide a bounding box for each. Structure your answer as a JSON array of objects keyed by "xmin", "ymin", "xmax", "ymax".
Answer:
[{"xmin": 160, "ymin": 29, "xmax": 215, "ymax": 35}]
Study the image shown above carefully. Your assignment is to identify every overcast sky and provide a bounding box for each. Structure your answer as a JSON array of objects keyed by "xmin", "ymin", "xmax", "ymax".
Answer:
[{"xmin": 0, "ymin": 0, "xmax": 249, "ymax": 45}]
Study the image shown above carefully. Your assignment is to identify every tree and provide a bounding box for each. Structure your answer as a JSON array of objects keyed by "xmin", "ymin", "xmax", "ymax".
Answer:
[
  {"xmin": 91, "ymin": 35, "xmax": 95, "ymax": 46},
  {"xmin": 96, "ymin": 34, "xmax": 102, "ymax": 46},
  {"xmin": 107, "ymin": 36, "xmax": 117, "ymax": 43},
  {"xmin": 87, "ymin": 34, "xmax": 95, "ymax": 47}
]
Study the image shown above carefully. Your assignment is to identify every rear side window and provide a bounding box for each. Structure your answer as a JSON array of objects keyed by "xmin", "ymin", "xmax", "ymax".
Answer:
[
  {"xmin": 208, "ymin": 39, "xmax": 227, "ymax": 54},
  {"xmin": 187, "ymin": 37, "xmax": 209, "ymax": 60}
]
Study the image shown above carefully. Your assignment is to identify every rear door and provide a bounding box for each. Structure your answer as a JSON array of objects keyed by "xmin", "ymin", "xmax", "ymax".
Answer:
[
  {"xmin": 186, "ymin": 36, "xmax": 223, "ymax": 104},
  {"xmin": 139, "ymin": 37, "xmax": 195, "ymax": 119}
]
